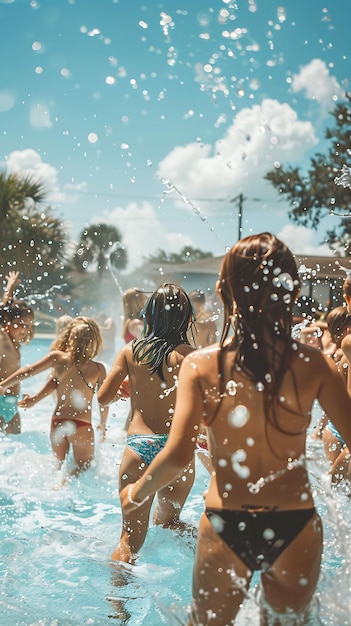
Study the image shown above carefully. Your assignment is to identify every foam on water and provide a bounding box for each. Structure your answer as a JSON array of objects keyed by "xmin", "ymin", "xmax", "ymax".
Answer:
[{"xmin": 1, "ymin": 340, "xmax": 351, "ymax": 624}]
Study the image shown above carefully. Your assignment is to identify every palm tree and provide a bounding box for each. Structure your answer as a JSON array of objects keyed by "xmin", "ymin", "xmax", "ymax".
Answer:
[
  {"xmin": 74, "ymin": 223, "xmax": 128, "ymax": 276},
  {"xmin": 0, "ymin": 170, "xmax": 46, "ymax": 229},
  {"xmin": 0, "ymin": 170, "xmax": 68, "ymax": 284}
]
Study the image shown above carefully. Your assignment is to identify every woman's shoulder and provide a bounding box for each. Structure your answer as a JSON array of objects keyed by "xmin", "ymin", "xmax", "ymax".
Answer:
[
  {"xmin": 183, "ymin": 342, "xmax": 221, "ymax": 368},
  {"xmin": 292, "ymin": 339, "xmax": 337, "ymax": 376}
]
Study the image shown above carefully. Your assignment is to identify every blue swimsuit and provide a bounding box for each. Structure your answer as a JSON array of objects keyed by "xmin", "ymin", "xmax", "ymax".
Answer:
[
  {"xmin": 0, "ymin": 394, "xmax": 19, "ymax": 423},
  {"xmin": 127, "ymin": 433, "xmax": 168, "ymax": 466},
  {"xmin": 326, "ymin": 420, "xmax": 346, "ymax": 446}
]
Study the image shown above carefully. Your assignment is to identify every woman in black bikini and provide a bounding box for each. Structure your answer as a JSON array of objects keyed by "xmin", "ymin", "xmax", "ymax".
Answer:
[
  {"xmin": 0, "ymin": 316, "xmax": 107, "ymax": 479},
  {"xmin": 121, "ymin": 233, "xmax": 351, "ymax": 625}
]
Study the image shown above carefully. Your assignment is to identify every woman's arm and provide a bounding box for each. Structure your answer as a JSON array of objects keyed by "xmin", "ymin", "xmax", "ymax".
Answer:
[
  {"xmin": 97, "ymin": 347, "xmax": 129, "ymax": 406},
  {"xmin": 0, "ymin": 351, "xmax": 61, "ymax": 393},
  {"xmin": 120, "ymin": 353, "xmax": 203, "ymax": 511}
]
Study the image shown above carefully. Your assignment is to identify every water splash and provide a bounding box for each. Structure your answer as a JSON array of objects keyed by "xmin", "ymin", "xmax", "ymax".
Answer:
[
  {"xmin": 105, "ymin": 241, "xmax": 124, "ymax": 296},
  {"xmin": 334, "ymin": 164, "xmax": 351, "ymax": 189},
  {"xmin": 247, "ymin": 456, "xmax": 306, "ymax": 494},
  {"xmin": 24, "ymin": 283, "xmax": 68, "ymax": 311},
  {"xmin": 335, "ymin": 260, "xmax": 351, "ymax": 278}
]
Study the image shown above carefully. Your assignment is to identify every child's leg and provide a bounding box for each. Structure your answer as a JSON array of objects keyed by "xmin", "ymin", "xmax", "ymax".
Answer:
[
  {"xmin": 1, "ymin": 411, "xmax": 21, "ymax": 435},
  {"xmin": 153, "ymin": 458, "xmax": 195, "ymax": 527},
  {"xmin": 330, "ymin": 446, "xmax": 351, "ymax": 484},
  {"xmin": 112, "ymin": 448, "xmax": 153, "ymax": 563},
  {"xmin": 50, "ymin": 426, "xmax": 70, "ymax": 466},
  {"xmin": 322, "ymin": 427, "xmax": 343, "ymax": 464},
  {"xmin": 69, "ymin": 424, "xmax": 94, "ymax": 470}
]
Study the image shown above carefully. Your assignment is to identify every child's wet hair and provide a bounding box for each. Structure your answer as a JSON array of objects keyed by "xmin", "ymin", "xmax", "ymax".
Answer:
[
  {"xmin": 55, "ymin": 316, "xmax": 102, "ymax": 362},
  {"xmin": 0, "ymin": 299, "xmax": 34, "ymax": 335},
  {"xmin": 142, "ymin": 283, "xmax": 194, "ymax": 339},
  {"xmin": 326, "ymin": 305, "xmax": 351, "ymax": 343},
  {"xmin": 133, "ymin": 283, "xmax": 194, "ymax": 379}
]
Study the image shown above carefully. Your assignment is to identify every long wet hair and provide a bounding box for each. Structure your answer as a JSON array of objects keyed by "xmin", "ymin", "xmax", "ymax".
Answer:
[
  {"xmin": 132, "ymin": 283, "xmax": 194, "ymax": 380},
  {"xmin": 54, "ymin": 316, "xmax": 102, "ymax": 363},
  {"xmin": 217, "ymin": 232, "xmax": 301, "ymax": 429}
]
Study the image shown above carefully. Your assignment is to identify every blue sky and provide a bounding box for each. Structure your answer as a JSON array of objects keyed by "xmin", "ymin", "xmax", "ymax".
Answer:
[{"xmin": 0, "ymin": 0, "xmax": 350, "ymax": 271}]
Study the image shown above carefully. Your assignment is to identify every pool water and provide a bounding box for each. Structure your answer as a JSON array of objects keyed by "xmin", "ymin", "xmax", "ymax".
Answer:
[{"xmin": 1, "ymin": 339, "xmax": 351, "ymax": 625}]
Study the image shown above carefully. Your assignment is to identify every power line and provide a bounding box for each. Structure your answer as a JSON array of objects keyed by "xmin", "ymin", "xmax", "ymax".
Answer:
[{"xmin": 67, "ymin": 189, "xmax": 271, "ymax": 203}]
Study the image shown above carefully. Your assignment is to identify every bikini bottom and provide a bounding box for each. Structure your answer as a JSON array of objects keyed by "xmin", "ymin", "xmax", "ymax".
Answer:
[
  {"xmin": 0, "ymin": 394, "xmax": 19, "ymax": 423},
  {"xmin": 127, "ymin": 433, "xmax": 168, "ymax": 466},
  {"xmin": 205, "ymin": 506, "xmax": 316, "ymax": 572},
  {"xmin": 51, "ymin": 418, "xmax": 92, "ymax": 434}
]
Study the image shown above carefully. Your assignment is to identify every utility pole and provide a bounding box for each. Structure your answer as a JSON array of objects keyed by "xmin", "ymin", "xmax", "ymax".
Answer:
[{"xmin": 230, "ymin": 194, "xmax": 245, "ymax": 240}]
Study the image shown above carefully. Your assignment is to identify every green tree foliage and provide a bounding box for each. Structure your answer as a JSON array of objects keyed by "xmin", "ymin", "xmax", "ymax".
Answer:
[
  {"xmin": 145, "ymin": 246, "xmax": 214, "ymax": 264},
  {"xmin": 265, "ymin": 94, "xmax": 351, "ymax": 252},
  {"xmin": 73, "ymin": 223, "xmax": 128, "ymax": 276},
  {"xmin": 0, "ymin": 171, "xmax": 68, "ymax": 290}
]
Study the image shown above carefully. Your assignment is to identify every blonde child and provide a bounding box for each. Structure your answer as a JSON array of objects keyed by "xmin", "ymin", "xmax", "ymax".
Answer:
[
  {"xmin": 122, "ymin": 233, "xmax": 351, "ymax": 625},
  {"xmin": 122, "ymin": 287, "xmax": 147, "ymax": 343},
  {"xmin": 0, "ymin": 299, "xmax": 35, "ymax": 434},
  {"xmin": 0, "ymin": 316, "xmax": 108, "ymax": 477}
]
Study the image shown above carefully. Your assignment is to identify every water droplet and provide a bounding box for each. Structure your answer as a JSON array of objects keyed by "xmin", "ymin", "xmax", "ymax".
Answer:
[
  {"xmin": 226, "ymin": 380, "xmax": 238, "ymax": 396},
  {"xmin": 229, "ymin": 404, "xmax": 249, "ymax": 428},
  {"xmin": 263, "ymin": 528, "xmax": 275, "ymax": 541}
]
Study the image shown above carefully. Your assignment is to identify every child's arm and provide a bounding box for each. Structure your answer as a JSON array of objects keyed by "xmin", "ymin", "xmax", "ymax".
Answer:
[
  {"xmin": 3, "ymin": 271, "xmax": 21, "ymax": 304},
  {"xmin": 97, "ymin": 348, "xmax": 129, "ymax": 406},
  {"xmin": 95, "ymin": 362, "xmax": 109, "ymax": 442},
  {"xmin": 0, "ymin": 351, "xmax": 61, "ymax": 394},
  {"xmin": 18, "ymin": 376, "xmax": 58, "ymax": 409}
]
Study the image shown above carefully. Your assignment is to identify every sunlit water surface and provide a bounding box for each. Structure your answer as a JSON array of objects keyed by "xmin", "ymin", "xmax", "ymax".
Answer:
[{"xmin": 1, "ymin": 339, "xmax": 351, "ymax": 625}]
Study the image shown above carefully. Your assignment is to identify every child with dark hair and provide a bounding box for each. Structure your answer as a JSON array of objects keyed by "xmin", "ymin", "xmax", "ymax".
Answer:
[
  {"xmin": 0, "ymin": 298, "xmax": 34, "ymax": 434},
  {"xmin": 98, "ymin": 283, "xmax": 195, "ymax": 563},
  {"xmin": 121, "ymin": 233, "xmax": 351, "ymax": 624}
]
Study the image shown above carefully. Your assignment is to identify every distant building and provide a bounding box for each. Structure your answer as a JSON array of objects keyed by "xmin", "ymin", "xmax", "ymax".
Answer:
[{"xmin": 142, "ymin": 253, "xmax": 349, "ymax": 312}]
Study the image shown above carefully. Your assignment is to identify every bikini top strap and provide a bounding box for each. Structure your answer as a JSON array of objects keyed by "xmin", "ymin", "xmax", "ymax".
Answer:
[{"xmin": 75, "ymin": 364, "xmax": 95, "ymax": 391}]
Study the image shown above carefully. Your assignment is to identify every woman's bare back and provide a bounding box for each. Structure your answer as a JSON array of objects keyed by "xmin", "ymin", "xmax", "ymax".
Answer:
[{"xmin": 189, "ymin": 339, "xmax": 342, "ymax": 511}]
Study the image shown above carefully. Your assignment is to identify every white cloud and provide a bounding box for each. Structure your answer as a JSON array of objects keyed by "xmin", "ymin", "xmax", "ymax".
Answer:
[
  {"xmin": 277, "ymin": 224, "xmax": 332, "ymax": 256},
  {"xmin": 5, "ymin": 149, "xmax": 60, "ymax": 201},
  {"xmin": 157, "ymin": 98, "xmax": 317, "ymax": 211},
  {"xmin": 4, "ymin": 149, "xmax": 86, "ymax": 209},
  {"xmin": 94, "ymin": 201, "xmax": 195, "ymax": 271},
  {"xmin": 291, "ymin": 59, "xmax": 343, "ymax": 112}
]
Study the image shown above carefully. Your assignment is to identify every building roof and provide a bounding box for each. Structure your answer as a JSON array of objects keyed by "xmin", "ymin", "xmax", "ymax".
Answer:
[{"xmin": 143, "ymin": 252, "xmax": 349, "ymax": 281}]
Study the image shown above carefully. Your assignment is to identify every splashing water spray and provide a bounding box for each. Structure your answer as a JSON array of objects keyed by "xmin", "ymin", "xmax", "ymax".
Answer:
[
  {"xmin": 105, "ymin": 241, "xmax": 124, "ymax": 296},
  {"xmin": 334, "ymin": 164, "xmax": 351, "ymax": 189}
]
